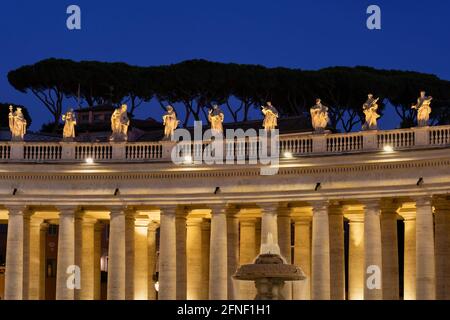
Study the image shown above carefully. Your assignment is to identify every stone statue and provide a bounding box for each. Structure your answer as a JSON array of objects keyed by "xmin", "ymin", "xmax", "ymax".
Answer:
[
  {"xmin": 412, "ymin": 91, "xmax": 432, "ymax": 127},
  {"xmin": 261, "ymin": 101, "xmax": 279, "ymax": 131},
  {"xmin": 110, "ymin": 104, "xmax": 130, "ymax": 141},
  {"xmin": 208, "ymin": 104, "xmax": 224, "ymax": 134},
  {"xmin": 8, "ymin": 105, "xmax": 27, "ymax": 141},
  {"xmin": 310, "ymin": 99, "xmax": 329, "ymax": 133},
  {"xmin": 62, "ymin": 108, "xmax": 77, "ymax": 140},
  {"xmin": 362, "ymin": 94, "xmax": 380, "ymax": 130},
  {"xmin": 162, "ymin": 105, "xmax": 179, "ymax": 140}
]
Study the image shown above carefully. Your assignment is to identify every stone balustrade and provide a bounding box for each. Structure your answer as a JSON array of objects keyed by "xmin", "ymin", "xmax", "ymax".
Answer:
[{"xmin": 0, "ymin": 125, "xmax": 449, "ymax": 162}]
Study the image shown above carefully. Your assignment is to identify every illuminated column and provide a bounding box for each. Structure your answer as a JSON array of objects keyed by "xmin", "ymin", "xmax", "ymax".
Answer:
[
  {"xmin": 201, "ymin": 220, "xmax": 211, "ymax": 299},
  {"xmin": 239, "ymin": 218, "xmax": 257, "ymax": 299},
  {"xmin": 415, "ymin": 197, "xmax": 435, "ymax": 300},
  {"xmin": 21, "ymin": 212, "xmax": 31, "ymax": 299},
  {"xmin": 311, "ymin": 201, "xmax": 330, "ymax": 300},
  {"xmin": 435, "ymin": 198, "xmax": 450, "ymax": 300},
  {"xmin": 5, "ymin": 206, "xmax": 27, "ymax": 300},
  {"xmin": 186, "ymin": 217, "xmax": 203, "ymax": 300},
  {"xmin": 147, "ymin": 221, "xmax": 158, "ymax": 300},
  {"xmin": 363, "ymin": 200, "xmax": 382, "ymax": 300},
  {"xmin": 209, "ymin": 205, "xmax": 228, "ymax": 300},
  {"xmin": 176, "ymin": 212, "xmax": 187, "ymax": 300},
  {"xmin": 292, "ymin": 216, "xmax": 311, "ymax": 300},
  {"xmin": 56, "ymin": 206, "xmax": 76, "ymax": 300},
  {"xmin": 328, "ymin": 204, "xmax": 345, "ymax": 300},
  {"xmin": 348, "ymin": 213, "xmax": 364, "ymax": 300},
  {"xmin": 79, "ymin": 217, "xmax": 96, "ymax": 300},
  {"xmin": 380, "ymin": 204, "xmax": 399, "ymax": 300},
  {"xmin": 25, "ymin": 217, "xmax": 45, "ymax": 300},
  {"xmin": 125, "ymin": 212, "xmax": 135, "ymax": 300},
  {"xmin": 278, "ymin": 208, "xmax": 292, "ymax": 299},
  {"xmin": 158, "ymin": 206, "xmax": 177, "ymax": 300},
  {"xmin": 260, "ymin": 203, "xmax": 278, "ymax": 244},
  {"xmin": 134, "ymin": 217, "xmax": 149, "ymax": 300},
  {"xmin": 94, "ymin": 223, "xmax": 102, "ymax": 300},
  {"xmin": 39, "ymin": 223, "xmax": 48, "ymax": 300},
  {"xmin": 402, "ymin": 211, "xmax": 416, "ymax": 300},
  {"xmin": 107, "ymin": 207, "xmax": 126, "ymax": 300},
  {"xmin": 227, "ymin": 213, "xmax": 239, "ymax": 300}
]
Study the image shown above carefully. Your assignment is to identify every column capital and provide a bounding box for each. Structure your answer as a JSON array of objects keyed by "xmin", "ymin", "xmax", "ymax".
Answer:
[
  {"xmin": 433, "ymin": 196, "xmax": 450, "ymax": 213},
  {"xmin": 310, "ymin": 200, "xmax": 329, "ymax": 214},
  {"xmin": 159, "ymin": 205, "xmax": 178, "ymax": 216},
  {"xmin": 57, "ymin": 205, "xmax": 78, "ymax": 216},
  {"xmin": 108, "ymin": 205, "xmax": 129, "ymax": 217},
  {"xmin": 148, "ymin": 221, "xmax": 160, "ymax": 231},
  {"xmin": 186, "ymin": 217, "xmax": 203, "ymax": 227},
  {"xmin": 347, "ymin": 213, "xmax": 364, "ymax": 223},
  {"xmin": 258, "ymin": 202, "xmax": 279, "ymax": 212},
  {"xmin": 361, "ymin": 199, "xmax": 381, "ymax": 211},
  {"xmin": 209, "ymin": 204, "xmax": 227, "ymax": 215},
  {"xmin": 239, "ymin": 217, "xmax": 257, "ymax": 226},
  {"xmin": 6, "ymin": 205, "xmax": 28, "ymax": 215},
  {"xmin": 415, "ymin": 196, "xmax": 432, "ymax": 208}
]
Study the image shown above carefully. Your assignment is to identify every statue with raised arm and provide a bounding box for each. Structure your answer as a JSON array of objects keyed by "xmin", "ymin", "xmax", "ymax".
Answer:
[
  {"xmin": 162, "ymin": 105, "xmax": 179, "ymax": 140},
  {"xmin": 362, "ymin": 94, "xmax": 380, "ymax": 130},
  {"xmin": 110, "ymin": 104, "xmax": 130, "ymax": 141},
  {"xmin": 208, "ymin": 104, "xmax": 224, "ymax": 134},
  {"xmin": 261, "ymin": 101, "xmax": 279, "ymax": 131},
  {"xmin": 412, "ymin": 91, "xmax": 432, "ymax": 127},
  {"xmin": 62, "ymin": 108, "xmax": 77, "ymax": 140},
  {"xmin": 310, "ymin": 99, "xmax": 329, "ymax": 133},
  {"xmin": 8, "ymin": 105, "xmax": 27, "ymax": 141}
]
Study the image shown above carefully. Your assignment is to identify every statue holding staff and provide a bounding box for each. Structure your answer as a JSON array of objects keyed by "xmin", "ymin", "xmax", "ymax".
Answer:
[
  {"xmin": 110, "ymin": 104, "xmax": 130, "ymax": 141},
  {"xmin": 261, "ymin": 101, "xmax": 279, "ymax": 131},
  {"xmin": 208, "ymin": 104, "xmax": 224, "ymax": 134},
  {"xmin": 412, "ymin": 91, "xmax": 432, "ymax": 127},
  {"xmin": 162, "ymin": 105, "xmax": 179, "ymax": 139},
  {"xmin": 62, "ymin": 108, "xmax": 77, "ymax": 140},
  {"xmin": 362, "ymin": 94, "xmax": 380, "ymax": 130},
  {"xmin": 8, "ymin": 105, "xmax": 27, "ymax": 141},
  {"xmin": 310, "ymin": 99, "xmax": 329, "ymax": 133}
]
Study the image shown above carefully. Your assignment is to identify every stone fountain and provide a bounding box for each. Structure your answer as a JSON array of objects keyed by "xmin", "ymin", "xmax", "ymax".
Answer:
[{"xmin": 233, "ymin": 233, "xmax": 306, "ymax": 300}]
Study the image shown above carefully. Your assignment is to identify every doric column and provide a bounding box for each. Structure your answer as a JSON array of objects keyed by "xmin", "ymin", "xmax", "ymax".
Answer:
[
  {"xmin": 147, "ymin": 221, "xmax": 158, "ymax": 300},
  {"xmin": 5, "ymin": 205, "xmax": 27, "ymax": 300},
  {"xmin": 39, "ymin": 223, "xmax": 48, "ymax": 299},
  {"xmin": 380, "ymin": 202, "xmax": 399, "ymax": 300},
  {"xmin": 125, "ymin": 211, "xmax": 135, "ymax": 300},
  {"xmin": 107, "ymin": 206, "xmax": 127, "ymax": 300},
  {"xmin": 260, "ymin": 203, "xmax": 278, "ymax": 244},
  {"xmin": 134, "ymin": 217, "xmax": 149, "ymax": 300},
  {"xmin": 239, "ymin": 217, "xmax": 257, "ymax": 299},
  {"xmin": 201, "ymin": 220, "xmax": 211, "ymax": 299},
  {"xmin": 26, "ymin": 217, "xmax": 45, "ymax": 300},
  {"xmin": 81, "ymin": 217, "xmax": 97, "ymax": 300},
  {"xmin": 348, "ymin": 213, "xmax": 364, "ymax": 300},
  {"xmin": 311, "ymin": 201, "xmax": 330, "ymax": 300},
  {"xmin": 328, "ymin": 203, "xmax": 345, "ymax": 300},
  {"xmin": 186, "ymin": 217, "xmax": 203, "ymax": 300},
  {"xmin": 402, "ymin": 210, "xmax": 416, "ymax": 300},
  {"xmin": 56, "ymin": 206, "xmax": 77, "ymax": 300},
  {"xmin": 434, "ymin": 197, "xmax": 450, "ymax": 300},
  {"xmin": 278, "ymin": 207, "xmax": 292, "ymax": 299},
  {"xmin": 292, "ymin": 215, "xmax": 311, "ymax": 300},
  {"xmin": 22, "ymin": 212, "xmax": 31, "ymax": 299},
  {"xmin": 94, "ymin": 223, "xmax": 102, "ymax": 300},
  {"xmin": 227, "ymin": 212, "xmax": 239, "ymax": 300},
  {"xmin": 209, "ymin": 204, "xmax": 228, "ymax": 300},
  {"xmin": 176, "ymin": 211, "xmax": 187, "ymax": 300},
  {"xmin": 363, "ymin": 200, "xmax": 383, "ymax": 300},
  {"xmin": 158, "ymin": 206, "xmax": 177, "ymax": 300},
  {"xmin": 415, "ymin": 197, "xmax": 435, "ymax": 300}
]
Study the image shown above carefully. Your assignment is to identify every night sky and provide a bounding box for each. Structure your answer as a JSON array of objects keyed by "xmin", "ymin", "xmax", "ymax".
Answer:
[{"xmin": 0, "ymin": 0, "xmax": 449, "ymax": 130}]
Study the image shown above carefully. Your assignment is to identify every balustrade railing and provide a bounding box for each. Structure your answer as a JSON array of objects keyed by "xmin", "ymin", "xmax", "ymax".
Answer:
[{"xmin": 0, "ymin": 125, "xmax": 449, "ymax": 163}]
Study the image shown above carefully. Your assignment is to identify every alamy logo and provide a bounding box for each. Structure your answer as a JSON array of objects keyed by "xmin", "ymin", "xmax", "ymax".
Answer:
[
  {"xmin": 366, "ymin": 5, "xmax": 381, "ymax": 30},
  {"xmin": 66, "ymin": 5, "xmax": 81, "ymax": 30},
  {"xmin": 171, "ymin": 121, "xmax": 280, "ymax": 175},
  {"xmin": 66, "ymin": 265, "xmax": 81, "ymax": 290},
  {"xmin": 366, "ymin": 265, "xmax": 381, "ymax": 290}
]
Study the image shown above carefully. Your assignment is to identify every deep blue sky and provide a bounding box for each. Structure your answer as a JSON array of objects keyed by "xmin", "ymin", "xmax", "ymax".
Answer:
[{"xmin": 1, "ymin": 0, "xmax": 449, "ymax": 130}]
